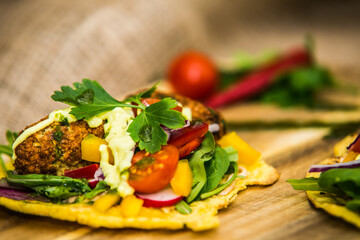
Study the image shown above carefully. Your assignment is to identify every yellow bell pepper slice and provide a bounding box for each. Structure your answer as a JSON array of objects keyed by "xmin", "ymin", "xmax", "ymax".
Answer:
[
  {"xmin": 81, "ymin": 134, "xmax": 114, "ymax": 164},
  {"xmin": 120, "ymin": 195, "xmax": 144, "ymax": 218},
  {"xmin": 170, "ymin": 159, "xmax": 193, "ymax": 197},
  {"xmin": 218, "ymin": 132, "xmax": 261, "ymax": 165},
  {"xmin": 93, "ymin": 194, "xmax": 121, "ymax": 213}
]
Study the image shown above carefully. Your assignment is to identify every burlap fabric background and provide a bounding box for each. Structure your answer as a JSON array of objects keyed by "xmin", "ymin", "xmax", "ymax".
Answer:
[{"xmin": 0, "ymin": 0, "xmax": 359, "ymax": 141}]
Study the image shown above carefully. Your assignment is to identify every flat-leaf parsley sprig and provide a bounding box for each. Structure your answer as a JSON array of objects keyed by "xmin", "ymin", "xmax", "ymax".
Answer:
[{"xmin": 51, "ymin": 79, "xmax": 185, "ymax": 153}]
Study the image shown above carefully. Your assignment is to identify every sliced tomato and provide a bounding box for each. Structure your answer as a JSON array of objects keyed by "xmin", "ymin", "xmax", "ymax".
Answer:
[
  {"xmin": 141, "ymin": 98, "xmax": 182, "ymax": 112},
  {"xmin": 168, "ymin": 122, "xmax": 208, "ymax": 148},
  {"xmin": 64, "ymin": 164, "xmax": 99, "ymax": 179},
  {"xmin": 178, "ymin": 137, "xmax": 204, "ymax": 159},
  {"xmin": 128, "ymin": 145, "xmax": 179, "ymax": 194}
]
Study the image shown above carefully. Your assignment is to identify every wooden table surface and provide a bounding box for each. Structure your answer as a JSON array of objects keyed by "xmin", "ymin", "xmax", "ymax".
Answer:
[{"xmin": 1, "ymin": 126, "xmax": 359, "ymax": 240}]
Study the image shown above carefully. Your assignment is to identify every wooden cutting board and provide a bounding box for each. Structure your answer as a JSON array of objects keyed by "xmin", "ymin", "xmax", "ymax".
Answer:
[{"xmin": 1, "ymin": 125, "xmax": 360, "ymax": 240}]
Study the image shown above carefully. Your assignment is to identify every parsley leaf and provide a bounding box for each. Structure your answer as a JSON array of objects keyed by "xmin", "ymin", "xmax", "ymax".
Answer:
[
  {"xmin": 51, "ymin": 79, "xmax": 142, "ymax": 120},
  {"xmin": 127, "ymin": 98, "xmax": 185, "ymax": 153}
]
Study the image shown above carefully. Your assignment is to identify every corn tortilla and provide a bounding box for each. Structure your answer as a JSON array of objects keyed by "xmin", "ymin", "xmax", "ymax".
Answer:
[
  {"xmin": 0, "ymin": 160, "xmax": 278, "ymax": 231},
  {"xmin": 305, "ymin": 134, "xmax": 360, "ymax": 228}
]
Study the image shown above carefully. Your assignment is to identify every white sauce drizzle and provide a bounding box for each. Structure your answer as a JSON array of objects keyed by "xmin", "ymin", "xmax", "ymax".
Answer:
[{"xmin": 94, "ymin": 107, "xmax": 136, "ymax": 197}]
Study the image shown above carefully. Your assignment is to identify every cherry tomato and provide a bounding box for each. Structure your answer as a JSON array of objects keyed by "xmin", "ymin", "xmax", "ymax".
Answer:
[
  {"xmin": 167, "ymin": 51, "xmax": 218, "ymax": 100},
  {"xmin": 128, "ymin": 145, "xmax": 179, "ymax": 193}
]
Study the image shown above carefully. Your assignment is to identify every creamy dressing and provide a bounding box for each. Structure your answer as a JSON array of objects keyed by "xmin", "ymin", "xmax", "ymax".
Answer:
[
  {"xmin": 91, "ymin": 107, "xmax": 136, "ymax": 197},
  {"xmin": 182, "ymin": 107, "xmax": 192, "ymax": 121}
]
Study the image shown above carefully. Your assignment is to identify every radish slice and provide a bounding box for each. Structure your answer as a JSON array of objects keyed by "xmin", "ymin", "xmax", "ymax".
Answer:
[{"xmin": 135, "ymin": 187, "xmax": 183, "ymax": 208}]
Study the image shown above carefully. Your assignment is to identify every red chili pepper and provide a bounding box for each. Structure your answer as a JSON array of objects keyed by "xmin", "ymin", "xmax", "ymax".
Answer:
[
  {"xmin": 64, "ymin": 164, "xmax": 99, "ymax": 179},
  {"xmin": 206, "ymin": 47, "xmax": 312, "ymax": 108}
]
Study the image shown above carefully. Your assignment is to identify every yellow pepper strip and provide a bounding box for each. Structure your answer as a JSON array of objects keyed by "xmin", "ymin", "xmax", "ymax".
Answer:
[
  {"xmin": 333, "ymin": 135, "xmax": 358, "ymax": 157},
  {"xmin": 218, "ymin": 132, "xmax": 261, "ymax": 165},
  {"xmin": 81, "ymin": 134, "xmax": 114, "ymax": 164},
  {"xmin": 170, "ymin": 159, "xmax": 193, "ymax": 197},
  {"xmin": 93, "ymin": 194, "xmax": 121, "ymax": 213},
  {"xmin": 342, "ymin": 150, "xmax": 359, "ymax": 163},
  {"xmin": 120, "ymin": 195, "xmax": 144, "ymax": 218}
]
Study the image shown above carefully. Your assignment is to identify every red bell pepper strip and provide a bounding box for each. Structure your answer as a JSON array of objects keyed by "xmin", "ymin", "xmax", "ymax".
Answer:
[
  {"xmin": 168, "ymin": 122, "xmax": 208, "ymax": 148},
  {"xmin": 206, "ymin": 47, "xmax": 312, "ymax": 108},
  {"xmin": 64, "ymin": 164, "xmax": 99, "ymax": 179},
  {"xmin": 347, "ymin": 134, "xmax": 360, "ymax": 153},
  {"xmin": 178, "ymin": 137, "xmax": 204, "ymax": 159}
]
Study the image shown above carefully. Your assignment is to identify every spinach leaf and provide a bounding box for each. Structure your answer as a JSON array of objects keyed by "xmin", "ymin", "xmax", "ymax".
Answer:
[
  {"xmin": 6, "ymin": 171, "xmax": 92, "ymax": 201},
  {"xmin": 74, "ymin": 181, "xmax": 110, "ymax": 203},
  {"xmin": 201, "ymin": 146, "xmax": 230, "ymax": 194},
  {"xmin": 84, "ymin": 181, "xmax": 109, "ymax": 199},
  {"xmin": 287, "ymin": 177, "xmax": 324, "ymax": 191},
  {"xmin": 223, "ymin": 146, "xmax": 239, "ymax": 162},
  {"xmin": 200, "ymin": 162, "xmax": 239, "ymax": 200},
  {"xmin": 32, "ymin": 185, "xmax": 84, "ymax": 201},
  {"xmin": 186, "ymin": 132, "xmax": 215, "ymax": 203},
  {"xmin": 346, "ymin": 198, "xmax": 360, "ymax": 212},
  {"xmin": 318, "ymin": 168, "xmax": 360, "ymax": 197},
  {"xmin": 288, "ymin": 168, "xmax": 360, "ymax": 214}
]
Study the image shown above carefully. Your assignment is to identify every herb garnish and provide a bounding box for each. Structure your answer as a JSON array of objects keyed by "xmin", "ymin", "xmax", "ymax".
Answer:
[
  {"xmin": 51, "ymin": 79, "xmax": 143, "ymax": 120},
  {"xmin": 51, "ymin": 79, "xmax": 185, "ymax": 153},
  {"xmin": 127, "ymin": 98, "xmax": 185, "ymax": 153}
]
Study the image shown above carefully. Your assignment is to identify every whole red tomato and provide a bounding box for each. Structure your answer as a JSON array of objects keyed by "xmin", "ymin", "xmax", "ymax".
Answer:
[{"xmin": 167, "ymin": 51, "xmax": 218, "ymax": 100}]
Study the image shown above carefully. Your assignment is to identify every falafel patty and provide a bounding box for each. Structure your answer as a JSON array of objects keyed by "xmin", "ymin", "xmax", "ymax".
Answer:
[{"xmin": 14, "ymin": 119, "xmax": 104, "ymax": 175}]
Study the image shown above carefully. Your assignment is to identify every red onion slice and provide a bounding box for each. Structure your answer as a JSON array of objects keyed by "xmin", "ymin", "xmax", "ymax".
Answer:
[
  {"xmin": 308, "ymin": 159, "xmax": 360, "ymax": 173},
  {"xmin": 238, "ymin": 166, "xmax": 248, "ymax": 177},
  {"xmin": 208, "ymin": 123, "xmax": 220, "ymax": 133}
]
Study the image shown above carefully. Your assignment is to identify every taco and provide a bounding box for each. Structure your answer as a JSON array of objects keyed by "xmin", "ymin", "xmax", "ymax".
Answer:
[
  {"xmin": 0, "ymin": 79, "xmax": 278, "ymax": 231},
  {"xmin": 288, "ymin": 134, "xmax": 360, "ymax": 228}
]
